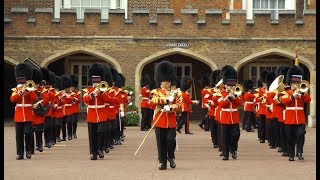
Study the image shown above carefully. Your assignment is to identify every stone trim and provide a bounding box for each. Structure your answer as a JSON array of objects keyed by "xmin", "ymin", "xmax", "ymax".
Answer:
[
  {"xmin": 197, "ymin": 20, "xmax": 206, "ymax": 24},
  {"xmin": 11, "ymin": 8, "xmax": 28, "ymax": 13},
  {"xmin": 52, "ymin": 18, "xmax": 60, "ymax": 23},
  {"xmin": 60, "ymin": 8, "xmax": 77, "ymax": 13},
  {"xmin": 205, "ymin": 9, "xmax": 222, "ymax": 14},
  {"xmin": 4, "ymin": 17, "xmax": 11, "ymax": 23},
  {"xmin": 222, "ymin": 19, "xmax": 230, "ymax": 24},
  {"xmin": 100, "ymin": 19, "xmax": 109, "ymax": 24},
  {"xmin": 156, "ymin": 9, "xmax": 174, "ymax": 14},
  {"xmin": 181, "ymin": 9, "xmax": 198, "ymax": 14},
  {"xmin": 173, "ymin": 19, "xmax": 182, "ymax": 24},
  {"xmin": 271, "ymin": 20, "xmax": 279, "ymax": 25},
  {"xmin": 230, "ymin": 9, "xmax": 246, "ymax": 14},
  {"xmin": 132, "ymin": 9, "xmax": 149, "ymax": 14},
  {"xmin": 246, "ymin": 19, "xmax": 254, "ymax": 25},
  {"xmin": 149, "ymin": 19, "xmax": 157, "ymax": 24},
  {"xmin": 109, "ymin": 9, "xmax": 125, "ymax": 14},
  {"xmin": 84, "ymin": 9, "xmax": 101, "ymax": 14},
  {"xmin": 303, "ymin": 9, "xmax": 316, "ymax": 15},
  {"xmin": 27, "ymin": 17, "xmax": 36, "ymax": 23},
  {"xmin": 35, "ymin": 8, "xmax": 53, "ymax": 14},
  {"xmin": 125, "ymin": 19, "xmax": 133, "ymax": 24},
  {"xmin": 254, "ymin": 10, "xmax": 271, "ymax": 14},
  {"xmin": 295, "ymin": 19, "xmax": 304, "ymax": 25},
  {"xmin": 76, "ymin": 19, "xmax": 85, "ymax": 23},
  {"xmin": 279, "ymin": 10, "xmax": 295, "ymax": 14}
]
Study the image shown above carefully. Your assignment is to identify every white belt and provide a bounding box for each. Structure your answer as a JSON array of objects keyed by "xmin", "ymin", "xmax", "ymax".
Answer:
[
  {"xmin": 221, "ymin": 108, "xmax": 238, "ymax": 112},
  {"xmin": 286, "ymin": 107, "xmax": 303, "ymax": 110},
  {"xmin": 109, "ymin": 106, "xmax": 114, "ymax": 108},
  {"xmin": 104, "ymin": 103, "xmax": 110, "ymax": 105},
  {"xmin": 141, "ymin": 97, "xmax": 149, "ymax": 100},
  {"xmin": 64, "ymin": 104, "xmax": 72, "ymax": 106},
  {"xmin": 57, "ymin": 106, "xmax": 62, "ymax": 109},
  {"xmin": 16, "ymin": 104, "xmax": 32, "ymax": 107},
  {"xmin": 266, "ymin": 105, "xmax": 271, "ymax": 107},
  {"xmin": 88, "ymin": 105, "xmax": 105, "ymax": 108},
  {"xmin": 245, "ymin": 101, "xmax": 254, "ymax": 104}
]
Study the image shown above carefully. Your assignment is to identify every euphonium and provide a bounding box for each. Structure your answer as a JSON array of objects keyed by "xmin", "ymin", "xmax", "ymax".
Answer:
[
  {"xmin": 298, "ymin": 80, "xmax": 309, "ymax": 94},
  {"xmin": 230, "ymin": 84, "xmax": 243, "ymax": 96},
  {"xmin": 268, "ymin": 75, "xmax": 285, "ymax": 95}
]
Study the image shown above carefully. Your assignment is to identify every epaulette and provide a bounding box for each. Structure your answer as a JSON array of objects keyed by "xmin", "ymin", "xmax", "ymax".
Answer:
[{"xmin": 150, "ymin": 89, "xmax": 158, "ymax": 96}]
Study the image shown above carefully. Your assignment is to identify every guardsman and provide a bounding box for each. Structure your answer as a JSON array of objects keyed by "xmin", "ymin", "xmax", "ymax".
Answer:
[
  {"xmin": 52, "ymin": 76, "xmax": 65, "ymax": 144},
  {"xmin": 11, "ymin": 63, "xmax": 38, "ymax": 160},
  {"xmin": 70, "ymin": 74, "xmax": 81, "ymax": 139},
  {"xmin": 214, "ymin": 74, "xmax": 225, "ymax": 154},
  {"xmin": 40, "ymin": 68, "xmax": 56, "ymax": 148},
  {"xmin": 151, "ymin": 61, "xmax": 180, "ymax": 170},
  {"xmin": 243, "ymin": 80, "xmax": 255, "ymax": 132},
  {"xmin": 140, "ymin": 74, "xmax": 152, "ymax": 131},
  {"xmin": 254, "ymin": 71, "xmax": 269, "ymax": 143},
  {"xmin": 218, "ymin": 65, "xmax": 243, "ymax": 160},
  {"xmin": 60, "ymin": 75, "xmax": 74, "ymax": 141},
  {"xmin": 281, "ymin": 66, "xmax": 311, "ymax": 161},
  {"xmin": 176, "ymin": 76, "xmax": 199, "ymax": 134},
  {"xmin": 83, "ymin": 63, "xmax": 114, "ymax": 160},
  {"xmin": 149, "ymin": 82, "xmax": 157, "ymax": 128},
  {"xmin": 32, "ymin": 68, "xmax": 50, "ymax": 153},
  {"xmin": 119, "ymin": 73, "xmax": 130, "ymax": 141},
  {"xmin": 266, "ymin": 72, "xmax": 277, "ymax": 149},
  {"xmin": 199, "ymin": 75, "xmax": 210, "ymax": 130}
]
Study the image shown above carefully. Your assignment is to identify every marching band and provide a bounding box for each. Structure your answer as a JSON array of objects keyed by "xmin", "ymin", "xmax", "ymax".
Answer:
[{"xmin": 10, "ymin": 59, "xmax": 311, "ymax": 167}]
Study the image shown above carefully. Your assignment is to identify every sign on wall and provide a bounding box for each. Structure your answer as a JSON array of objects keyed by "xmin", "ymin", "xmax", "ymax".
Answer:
[{"xmin": 165, "ymin": 43, "xmax": 190, "ymax": 48}]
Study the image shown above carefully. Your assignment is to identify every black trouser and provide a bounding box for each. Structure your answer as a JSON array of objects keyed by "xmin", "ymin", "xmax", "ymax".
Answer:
[
  {"xmin": 279, "ymin": 122, "xmax": 287, "ymax": 153},
  {"xmin": 211, "ymin": 118, "xmax": 218, "ymax": 146},
  {"xmin": 155, "ymin": 127, "xmax": 176, "ymax": 165},
  {"xmin": 221, "ymin": 124, "xmax": 240, "ymax": 157},
  {"xmin": 15, "ymin": 122, "xmax": 33, "ymax": 156},
  {"xmin": 141, "ymin": 107, "xmax": 150, "ymax": 130},
  {"xmin": 274, "ymin": 118, "xmax": 280, "ymax": 147},
  {"xmin": 88, "ymin": 122, "xmax": 107, "ymax": 155},
  {"xmin": 244, "ymin": 111, "xmax": 255, "ymax": 132},
  {"xmin": 265, "ymin": 119, "xmax": 270, "ymax": 142},
  {"xmin": 177, "ymin": 111, "xmax": 189, "ymax": 133},
  {"xmin": 72, "ymin": 113, "xmax": 79, "ymax": 136},
  {"xmin": 217, "ymin": 121, "xmax": 222, "ymax": 151},
  {"xmin": 54, "ymin": 117, "xmax": 62, "ymax": 143},
  {"xmin": 61, "ymin": 116, "xmax": 67, "ymax": 139},
  {"xmin": 67, "ymin": 115, "xmax": 73, "ymax": 138},
  {"xmin": 34, "ymin": 123, "xmax": 44, "ymax": 149},
  {"xmin": 148, "ymin": 109, "xmax": 154, "ymax": 129},
  {"xmin": 242, "ymin": 112, "xmax": 247, "ymax": 130},
  {"xmin": 259, "ymin": 114, "xmax": 266, "ymax": 141},
  {"xmin": 255, "ymin": 115, "xmax": 259, "ymax": 128},
  {"xmin": 268, "ymin": 118, "xmax": 275, "ymax": 147},
  {"xmin": 44, "ymin": 116, "xmax": 54, "ymax": 144},
  {"xmin": 257, "ymin": 116, "xmax": 260, "ymax": 139},
  {"xmin": 121, "ymin": 116, "xmax": 125, "ymax": 137},
  {"xmin": 285, "ymin": 124, "xmax": 306, "ymax": 158},
  {"xmin": 114, "ymin": 114, "xmax": 121, "ymax": 142},
  {"xmin": 106, "ymin": 119, "xmax": 115, "ymax": 148},
  {"xmin": 200, "ymin": 108, "xmax": 208, "ymax": 126}
]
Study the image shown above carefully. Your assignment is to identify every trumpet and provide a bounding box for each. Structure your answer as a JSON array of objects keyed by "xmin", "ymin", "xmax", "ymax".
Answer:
[
  {"xmin": 228, "ymin": 84, "xmax": 243, "ymax": 97},
  {"xmin": 20, "ymin": 80, "xmax": 36, "ymax": 92},
  {"xmin": 97, "ymin": 81, "xmax": 109, "ymax": 92},
  {"xmin": 297, "ymin": 80, "xmax": 309, "ymax": 94}
]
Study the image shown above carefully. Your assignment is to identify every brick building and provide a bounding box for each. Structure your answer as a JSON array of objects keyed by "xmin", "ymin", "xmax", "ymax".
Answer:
[{"xmin": 4, "ymin": 0, "xmax": 316, "ymax": 127}]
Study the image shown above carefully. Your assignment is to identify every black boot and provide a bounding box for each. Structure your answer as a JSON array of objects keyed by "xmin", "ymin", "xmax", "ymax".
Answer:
[
  {"xmin": 90, "ymin": 154, "xmax": 97, "ymax": 160},
  {"xmin": 223, "ymin": 156, "xmax": 229, "ymax": 160},
  {"xmin": 57, "ymin": 137, "xmax": 61, "ymax": 142},
  {"xmin": 26, "ymin": 152, "xmax": 32, "ymax": 159},
  {"xmin": 98, "ymin": 150, "xmax": 104, "ymax": 159},
  {"xmin": 289, "ymin": 157, "xmax": 294, "ymax": 161},
  {"xmin": 219, "ymin": 152, "xmax": 224, "ymax": 156},
  {"xmin": 176, "ymin": 129, "xmax": 181, "ymax": 134},
  {"xmin": 16, "ymin": 155, "xmax": 24, "ymax": 160},
  {"xmin": 168, "ymin": 158, "xmax": 176, "ymax": 168},
  {"xmin": 105, "ymin": 148, "xmax": 110, "ymax": 153},
  {"xmin": 281, "ymin": 152, "xmax": 288, "ymax": 157},
  {"xmin": 231, "ymin": 151, "xmax": 237, "ymax": 159},
  {"xmin": 297, "ymin": 153, "xmax": 304, "ymax": 160},
  {"xmin": 158, "ymin": 163, "xmax": 167, "ymax": 170}
]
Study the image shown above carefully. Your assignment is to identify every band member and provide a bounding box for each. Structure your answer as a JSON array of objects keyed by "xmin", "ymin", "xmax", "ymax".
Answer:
[
  {"xmin": 11, "ymin": 63, "xmax": 38, "ymax": 160},
  {"xmin": 254, "ymin": 79, "xmax": 262, "ymax": 140},
  {"xmin": 199, "ymin": 75, "xmax": 210, "ymax": 130},
  {"xmin": 32, "ymin": 68, "xmax": 50, "ymax": 153},
  {"xmin": 60, "ymin": 75, "xmax": 74, "ymax": 141},
  {"xmin": 281, "ymin": 66, "xmax": 311, "ymax": 161},
  {"xmin": 177, "ymin": 76, "xmax": 199, "ymax": 134},
  {"xmin": 151, "ymin": 61, "xmax": 180, "ymax": 170},
  {"xmin": 70, "ymin": 74, "xmax": 81, "ymax": 139},
  {"xmin": 140, "ymin": 74, "xmax": 152, "ymax": 131},
  {"xmin": 214, "ymin": 75, "xmax": 225, "ymax": 153},
  {"xmin": 52, "ymin": 76, "xmax": 64, "ymax": 144},
  {"xmin": 40, "ymin": 68, "xmax": 56, "ymax": 148},
  {"xmin": 148, "ymin": 82, "xmax": 157, "ymax": 129},
  {"xmin": 218, "ymin": 65, "xmax": 243, "ymax": 160},
  {"xmin": 83, "ymin": 63, "xmax": 114, "ymax": 160},
  {"xmin": 273, "ymin": 66, "xmax": 290, "ymax": 156},
  {"xmin": 254, "ymin": 70, "xmax": 268, "ymax": 143},
  {"xmin": 266, "ymin": 72, "xmax": 276, "ymax": 149},
  {"xmin": 119, "ymin": 73, "xmax": 130, "ymax": 140},
  {"xmin": 243, "ymin": 80, "xmax": 255, "ymax": 132}
]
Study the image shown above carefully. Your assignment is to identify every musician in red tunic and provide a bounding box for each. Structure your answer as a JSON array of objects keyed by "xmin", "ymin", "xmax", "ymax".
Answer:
[
  {"xmin": 140, "ymin": 74, "xmax": 152, "ymax": 131},
  {"xmin": 70, "ymin": 74, "xmax": 81, "ymax": 139},
  {"xmin": 199, "ymin": 75, "xmax": 210, "ymax": 130},
  {"xmin": 243, "ymin": 80, "xmax": 255, "ymax": 132},
  {"xmin": 52, "ymin": 76, "xmax": 65, "ymax": 144},
  {"xmin": 266, "ymin": 72, "xmax": 276, "ymax": 148},
  {"xmin": 60, "ymin": 75, "xmax": 74, "ymax": 141}
]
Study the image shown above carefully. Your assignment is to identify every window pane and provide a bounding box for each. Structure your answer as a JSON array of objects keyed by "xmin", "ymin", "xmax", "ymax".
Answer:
[
  {"xmin": 82, "ymin": 66, "xmax": 88, "ymax": 75},
  {"xmin": 71, "ymin": 0, "xmax": 80, "ymax": 6},
  {"xmin": 91, "ymin": 0, "xmax": 100, "ymax": 8},
  {"xmin": 261, "ymin": 0, "xmax": 268, "ymax": 9},
  {"xmin": 185, "ymin": 66, "xmax": 190, "ymax": 76},
  {"xmin": 251, "ymin": 66, "xmax": 257, "ymax": 76},
  {"xmin": 73, "ymin": 65, "xmax": 79, "ymax": 75},
  {"xmin": 101, "ymin": 0, "xmax": 110, "ymax": 7},
  {"xmin": 260, "ymin": 67, "xmax": 265, "ymax": 73},
  {"xmin": 266, "ymin": 67, "xmax": 271, "ymax": 71},
  {"xmin": 116, "ymin": 0, "xmax": 121, "ymax": 9},
  {"xmin": 81, "ymin": 0, "xmax": 90, "ymax": 7},
  {"xmin": 176, "ymin": 67, "xmax": 182, "ymax": 77},
  {"xmin": 272, "ymin": 67, "xmax": 277, "ymax": 72},
  {"xmin": 278, "ymin": 0, "xmax": 285, "ymax": 9},
  {"xmin": 253, "ymin": 0, "xmax": 260, "ymax": 9},
  {"xmin": 82, "ymin": 76, "xmax": 87, "ymax": 85},
  {"xmin": 270, "ymin": 0, "xmax": 277, "ymax": 9}
]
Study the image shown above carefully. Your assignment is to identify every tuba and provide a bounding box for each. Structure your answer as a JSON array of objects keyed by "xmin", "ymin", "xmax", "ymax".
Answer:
[{"xmin": 268, "ymin": 75, "xmax": 285, "ymax": 95}]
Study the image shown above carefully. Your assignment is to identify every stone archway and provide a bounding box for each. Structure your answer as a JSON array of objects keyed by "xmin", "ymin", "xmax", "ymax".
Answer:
[
  {"xmin": 235, "ymin": 48, "xmax": 316, "ymax": 127},
  {"xmin": 4, "ymin": 56, "xmax": 19, "ymax": 66},
  {"xmin": 134, "ymin": 48, "xmax": 217, "ymax": 108},
  {"xmin": 41, "ymin": 47, "xmax": 122, "ymax": 73}
]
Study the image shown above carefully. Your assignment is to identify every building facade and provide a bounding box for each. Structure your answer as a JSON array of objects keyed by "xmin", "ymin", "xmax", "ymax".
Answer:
[{"xmin": 4, "ymin": 0, "xmax": 316, "ymax": 127}]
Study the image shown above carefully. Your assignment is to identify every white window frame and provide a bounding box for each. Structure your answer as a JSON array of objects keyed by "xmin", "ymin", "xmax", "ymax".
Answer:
[
  {"xmin": 248, "ymin": 63, "xmax": 287, "ymax": 86},
  {"xmin": 251, "ymin": 0, "xmax": 295, "ymax": 10}
]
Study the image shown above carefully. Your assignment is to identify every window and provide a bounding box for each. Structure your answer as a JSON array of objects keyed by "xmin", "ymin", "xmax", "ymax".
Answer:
[
  {"xmin": 249, "ymin": 64, "xmax": 284, "ymax": 87},
  {"xmin": 253, "ymin": 0, "xmax": 286, "ymax": 10}
]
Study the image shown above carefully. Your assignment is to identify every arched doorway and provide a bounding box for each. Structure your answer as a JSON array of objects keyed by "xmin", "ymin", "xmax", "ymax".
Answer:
[
  {"xmin": 136, "ymin": 50, "xmax": 214, "ymax": 121},
  {"xmin": 4, "ymin": 61, "xmax": 17, "ymax": 120}
]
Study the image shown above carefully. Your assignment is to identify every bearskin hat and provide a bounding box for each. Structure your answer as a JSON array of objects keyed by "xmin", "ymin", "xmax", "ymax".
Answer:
[
  {"xmin": 266, "ymin": 71, "xmax": 276, "ymax": 88},
  {"xmin": 257, "ymin": 78, "xmax": 263, "ymax": 88},
  {"xmin": 60, "ymin": 75, "xmax": 72, "ymax": 89},
  {"xmin": 140, "ymin": 74, "xmax": 151, "ymax": 88},
  {"xmin": 53, "ymin": 76, "xmax": 62, "ymax": 90},
  {"xmin": 200, "ymin": 75, "xmax": 210, "ymax": 88},
  {"xmin": 110, "ymin": 68, "xmax": 119, "ymax": 84},
  {"xmin": 48, "ymin": 71, "xmax": 56, "ymax": 85},
  {"xmin": 114, "ymin": 75, "xmax": 122, "ymax": 88},
  {"xmin": 40, "ymin": 67, "xmax": 50, "ymax": 85},
  {"xmin": 171, "ymin": 77, "xmax": 181, "ymax": 89},
  {"xmin": 180, "ymin": 76, "xmax": 192, "ymax": 91},
  {"xmin": 32, "ymin": 68, "xmax": 43, "ymax": 85},
  {"xmin": 118, "ymin": 73, "xmax": 125, "ymax": 88},
  {"xmin": 220, "ymin": 65, "xmax": 237, "ymax": 85},
  {"xmin": 244, "ymin": 79, "xmax": 254, "ymax": 91},
  {"xmin": 210, "ymin": 70, "xmax": 221, "ymax": 87},
  {"xmin": 103, "ymin": 65, "xmax": 113, "ymax": 87},
  {"xmin": 70, "ymin": 74, "xmax": 78, "ymax": 87},
  {"xmin": 275, "ymin": 66, "xmax": 290, "ymax": 84},
  {"xmin": 155, "ymin": 61, "xmax": 176, "ymax": 84},
  {"xmin": 88, "ymin": 63, "xmax": 106, "ymax": 84},
  {"xmin": 14, "ymin": 63, "xmax": 33, "ymax": 84},
  {"xmin": 260, "ymin": 70, "xmax": 269, "ymax": 83},
  {"xmin": 286, "ymin": 66, "xmax": 304, "ymax": 84}
]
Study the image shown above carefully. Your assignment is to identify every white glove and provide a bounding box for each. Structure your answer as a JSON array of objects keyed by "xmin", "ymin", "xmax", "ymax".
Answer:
[
  {"xmin": 193, "ymin": 100, "xmax": 200, "ymax": 105},
  {"xmin": 168, "ymin": 96, "xmax": 175, "ymax": 103},
  {"xmin": 120, "ymin": 111, "xmax": 125, "ymax": 117},
  {"xmin": 53, "ymin": 104, "xmax": 58, "ymax": 109},
  {"xmin": 128, "ymin": 102, "xmax": 133, "ymax": 106},
  {"xmin": 129, "ymin": 91, "xmax": 133, "ymax": 95},
  {"xmin": 205, "ymin": 104, "xmax": 210, "ymax": 108},
  {"xmin": 163, "ymin": 105, "xmax": 171, "ymax": 112}
]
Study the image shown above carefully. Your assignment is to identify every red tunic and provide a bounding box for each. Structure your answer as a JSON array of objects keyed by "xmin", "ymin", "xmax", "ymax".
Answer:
[
  {"xmin": 201, "ymin": 88, "xmax": 211, "ymax": 109},
  {"xmin": 266, "ymin": 92, "xmax": 275, "ymax": 120},
  {"xmin": 104, "ymin": 89, "xmax": 116, "ymax": 120},
  {"xmin": 255, "ymin": 87, "xmax": 267, "ymax": 116},
  {"xmin": 281, "ymin": 90, "xmax": 311, "ymax": 125},
  {"xmin": 33, "ymin": 87, "xmax": 50, "ymax": 125},
  {"xmin": 62, "ymin": 92, "xmax": 75, "ymax": 116},
  {"xmin": 218, "ymin": 92, "xmax": 243, "ymax": 125},
  {"xmin": 140, "ymin": 87, "xmax": 150, "ymax": 108},
  {"xmin": 52, "ymin": 91, "xmax": 65, "ymax": 119},
  {"xmin": 243, "ymin": 92, "xmax": 255, "ymax": 112},
  {"xmin": 272, "ymin": 93, "xmax": 285, "ymax": 122},
  {"xmin": 181, "ymin": 91, "xmax": 193, "ymax": 112},
  {"xmin": 10, "ymin": 88, "xmax": 38, "ymax": 122},
  {"xmin": 71, "ymin": 89, "xmax": 81, "ymax": 114}
]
